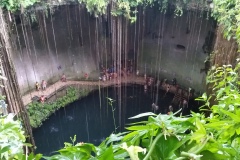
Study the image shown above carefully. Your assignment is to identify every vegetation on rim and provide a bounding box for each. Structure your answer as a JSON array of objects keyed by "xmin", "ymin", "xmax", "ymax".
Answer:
[
  {"xmin": 3, "ymin": 63, "xmax": 240, "ymax": 159},
  {"xmin": 1, "ymin": 0, "xmax": 240, "ymax": 159},
  {"xmin": 27, "ymin": 87, "xmax": 90, "ymax": 128}
]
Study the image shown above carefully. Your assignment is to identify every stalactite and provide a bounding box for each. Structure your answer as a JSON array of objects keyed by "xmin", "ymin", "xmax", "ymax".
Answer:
[
  {"xmin": 124, "ymin": 17, "xmax": 127, "ymax": 77},
  {"xmin": 12, "ymin": 14, "xmax": 32, "ymax": 97},
  {"xmin": 102, "ymin": 15, "xmax": 107, "ymax": 66},
  {"xmin": 28, "ymin": 11, "xmax": 39, "ymax": 65},
  {"xmin": 137, "ymin": 7, "xmax": 141, "ymax": 72},
  {"xmin": 155, "ymin": 11, "xmax": 162, "ymax": 79},
  {"xmin": 37, "ymin": 11, "xmax": 47, "ymax": 52},
  {"xmin": 107, "ymin": 6, "xmax": 111, "ymax": 65},
  {"xmin": 140, "ymin": 9, "xmax": 145, "ymax": 72},
  {"xmin": 66, "ymin": 5, "xmax": 73, "ymax": 41},
  {"xmin": 133, "ymin": 11, "xmax": 137, "ymax": 71},
  {"xmin": 0, "ymin": 8, "xmax": 35, "ymax": 150},
  {"xmin": 95, "ymin": 18, "xmax": 100, "ymax": 66},
  {"xmin": 87, "ymin": 11, "xmax": 93, "ymax": 63},
  {"xmin": 191, "ymin": 10, "xmax": 203, "ymax": 77},
  {"xmin": 22, "ymin": 14, "xmax": 38, "ymax": 89},
  {"xmin": 110, "ymin": 1, "xmax": 117, "ymax": 75},
  {"xmin": 50, "ymin": 8, "xmax": 59, "ymax": 62},
  {"xmin": 66, "ymin": 6, "xmax": 73, "ymax": 64},
  {"xmin": 78, "ymin": 5, "xmax": 84, "ymax": 49},
  {"xmin": 42, "ymin": 10, "xmax": 57, "ymax": 86}
]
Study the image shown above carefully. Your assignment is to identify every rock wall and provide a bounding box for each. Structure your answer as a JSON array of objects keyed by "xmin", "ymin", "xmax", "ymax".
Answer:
[
  {"xmin": 11, "ymin": 5, "xmax": 103, "ymax": 94},
  {"xmin": 212, "ymin": 26, "xmax": 239, "ymax": 67},
  {"xmin": 0, "ymin": 8, "xmax": 35, "ymax": 148},
  {"xmin": 137, "ymin": 8, "xmax": 215, "ymax": 93},
  {"xmin": 10, "ymin": 5, "xmax": 215, "ymax": 94}
]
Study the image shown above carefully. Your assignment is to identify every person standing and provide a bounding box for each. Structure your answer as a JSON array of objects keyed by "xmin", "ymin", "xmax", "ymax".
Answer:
[
  {"xmin": 169, "ymin": 105, "xmax": 173, "ymax": 112},
  {"xmin": 152, "ymin": 103, "xmax": 159, "ymax": 113},
  {"xmin": 35, "ymin": 82, "xmax": 40, "ymax": 91},
  {"xmin": 167, "ymin": 105, "xmax": 173, "ymax": 115},
  {"xmin": 172, "ymin": 78, "xmax": 177, "ymax": 86},
  {"xmin": 144, "ymin": 84, "xmax": 147, "ymax": 93},
  {"xmin": 136, "ymin": 70, "xmax": 139, "ymax": 76},
  {"xmin": 42, "ymin": 80, "xmax": 47, "ymax": 90},
  {"xmin": 84, "ymin": 73, "xmax": 89, "ymax": 80},
  {"xmin": 40, "ymin": 95, "xmax": 45, "ymax": 103},
  {"xmin": 61, "ymin": 74, "xmax": 66, "ymax": 82}
]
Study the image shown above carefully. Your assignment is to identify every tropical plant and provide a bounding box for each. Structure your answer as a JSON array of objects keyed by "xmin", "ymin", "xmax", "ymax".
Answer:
[
  {"xmin": 0, "ymin": 114, "xmax": 42, "ymax": 160},
  {"xmin": 79, "ymin": 0, "xmax": 207, "ymax": 22},
  {"xmin": 0, "ymin": 114, "xmax": 25, "ymax": 159},
  {"xmin": 1, "ymin": 0, "xmax": 207, "ymax": 22},
  {"xmin": 40, "ymin": 61, "xmax": 240, "ymax": 160},
  {"xmin": 27, "ymin": 87, "xmax": 91, "ymax": 128},
  {"xmin": 2, "ymin": 62, "xmax": 240, "ymax": 159},
  {"xmin": 0, "ymin": 0, "xmax": 38, "ymax": 11},
  {"xmin": 1, "ymin": 0, "xmax": 240, "ymax": 159},
  {"xmin": 212, "ymin": 0, "xmax": 240, "ymax": 44}
]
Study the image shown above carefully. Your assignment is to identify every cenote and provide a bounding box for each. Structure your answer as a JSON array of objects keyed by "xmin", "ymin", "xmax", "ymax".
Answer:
[
  {"xmin": 1, "ymin": 0, "xmax": 240, "ymax": 158},
  {"xmin": 33, "ymin": 84, "xmax": 197, "ymax": 156}
]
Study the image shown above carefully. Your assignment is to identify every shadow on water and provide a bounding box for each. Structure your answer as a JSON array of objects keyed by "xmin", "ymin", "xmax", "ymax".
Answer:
[{"xmin": 33, "ymin": 84, "xmax": 188, "ymax": 156}]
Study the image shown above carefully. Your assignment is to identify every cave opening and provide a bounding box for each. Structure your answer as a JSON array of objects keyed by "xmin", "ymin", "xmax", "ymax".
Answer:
[{"xmin": 7, "ymin": 2, "xmax": 216, "ymax": 155}]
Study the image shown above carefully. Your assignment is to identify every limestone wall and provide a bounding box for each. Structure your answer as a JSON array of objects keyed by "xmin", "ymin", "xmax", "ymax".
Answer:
[
  {"xmin": 10, "ymin": 5, "xmax": 215, "ymax": 94},
  {"xmin": 212, "ymin": 26, "xmax": 239, "ymax": 67}
]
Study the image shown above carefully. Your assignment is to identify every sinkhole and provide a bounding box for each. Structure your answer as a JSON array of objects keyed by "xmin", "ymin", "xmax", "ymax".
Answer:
[{"xmin": 33, "ymin": 84, "xmax": 199, "ymax": 156}]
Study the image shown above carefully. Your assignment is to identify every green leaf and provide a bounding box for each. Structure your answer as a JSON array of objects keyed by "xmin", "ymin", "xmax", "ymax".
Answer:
[
  {"xmin": 98, "ymin": 144, "xmax": 114, "ymax": 160},
  {"xmin": 152, "ymin": 135, "xmax": 189, "ymax": 159},
  {"xmin": 0, "ymin": 146, "xmax": 10, "ymax": 154},
  {"xmin": 129, "ymin": 112, "xmax": 156, "ymax": 119},
  {"xmin": 201, "ymin": 150, "xmax": 229, "ymax": 160},
  {"xmin": 123, "ymin": 130, "xmax": 148, "ymax": 142},
  {"xmin": 220, "ymin": 109, "xmax": 240, "ymax": 122},
  {"xmin": 106, "ymin": 132, "xmax": 128, "ymax": 145},
  {"xmin": 126, "ymin": 125, "xmax": 150, "ymax": 131},
  {"xmin": 195, "ymin": 119, "xmax": 206, "ymax": 134}
]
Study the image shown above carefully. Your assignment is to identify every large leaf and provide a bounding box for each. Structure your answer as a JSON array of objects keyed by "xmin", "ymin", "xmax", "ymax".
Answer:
[
  {"xmin": 220, "ymin": 109, "xmax": 240, "ymax": 122},
  {"xmin": 151, "ymin": 135, "xmax": 187, "ymax": 159},
  {"xmin": 123, "ymin": 130, "xmax": 148, "ymax": 142},
  {"xmin": 126, "ymin": 125, "xmax": 150, "ymax": 131},
  {"xmin": 105, "ymin": 132, "xmax": 128, "ymax": 146},
  {"xmin": 97, "ymin": 144, "xmax": 114, "ymax": 160},
  {"xmin": 200, "ymin": 150, "xmax": 229, "ymax": 160},
  {"xmin": 0, "ymin": 146, "xmax": 10, "ymax": 154}
]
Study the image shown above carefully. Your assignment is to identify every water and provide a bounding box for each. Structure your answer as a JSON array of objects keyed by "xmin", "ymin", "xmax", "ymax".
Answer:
[{"xmin": 33, "ymin": 84, "xmax": 175, "ymax": 156}]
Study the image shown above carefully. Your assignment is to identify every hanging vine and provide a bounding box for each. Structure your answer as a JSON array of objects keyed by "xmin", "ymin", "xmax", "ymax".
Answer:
[
  {"xmin": 0, "ymin": 0, "xmax": 208, "ymax": 22},
  {"xmin": 0, "ymin": 0, "xmax": 38, "ymax": 11}
]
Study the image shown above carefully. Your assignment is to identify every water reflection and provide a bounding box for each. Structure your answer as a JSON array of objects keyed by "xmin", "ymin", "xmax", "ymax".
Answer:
[{"xmin": 33, "ymin": 85, "xmax": 174, "ymax": 156}]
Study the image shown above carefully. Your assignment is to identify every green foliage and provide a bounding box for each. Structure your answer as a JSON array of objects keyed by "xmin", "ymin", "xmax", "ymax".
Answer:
[
  {"xmin": 0, "ymin": 0, "xmax": 206, "ymax": 23},
  {"xmin": 78, "ymin": 0, "xmax": 206, "ymax": 22},
  {"xmin": 107, "ymin": 97, "xmax": 117, "ymax": 132},
  {"xmin": 41, "ymin": 62, "xmax": 240, "ymax": 160},
  {"xmin": 212, "ymin": 0, "xmax": 240, "ymax": 44},
  {"xmin": 27, "ymin": 87, "xmax": 90, "ymax": 128},
  {"xmin": 1, "ymin": 0, "xmax": 240, "ymax": 46},
  {"xmin": 0, "ymin": 114, "xmax": 25, "ymax": 159},
  {"xmin": 42, "ymin": 112, "xmax": 215, "ymax": 159},
  {"xmin": 2, "ymin": 62, "xmax": 240, "ymax": 159},
  {"xmin": 79, "ymin": 0, "xmax": 108, "ymax": 17},
  {"xmin": 0, "ymin": 114, "xmax": 43, "ymax": 160},
  {"xmin": 0, "ymin": 0, "xmax": 38, "ymax": 11}
]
